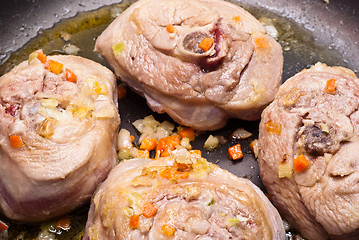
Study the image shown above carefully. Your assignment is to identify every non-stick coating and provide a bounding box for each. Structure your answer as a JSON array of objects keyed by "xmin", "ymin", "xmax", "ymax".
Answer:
[{"xmin": 0, "ymin": 0, "xmax": 358, "ymax": 204}]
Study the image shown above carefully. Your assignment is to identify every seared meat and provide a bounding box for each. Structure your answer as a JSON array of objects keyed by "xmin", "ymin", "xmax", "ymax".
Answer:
[
  {"xmin": 258, "ymin": 63, "xmax": 359, "ymax": 240},
  {"xmin": 0, "ymin": 53, "xmax": 120, "ymax": 222},
  {"xmin": 95, "ymin": 0, "xmax": 283, "ymax": 130},
  {"xmin": 83, "ymin": 150, "xmax": 285, "ymax": 240}
]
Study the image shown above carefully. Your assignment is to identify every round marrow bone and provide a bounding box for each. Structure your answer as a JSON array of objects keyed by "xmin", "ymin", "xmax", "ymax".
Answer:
[
  {"xmin": 95, "ymin": 0, "xmax": 283, "ymax": 130},
  {"xmin": 83, "ymin": 151, "xmax": 285, "ymax": 240},
  {"xmin": 0, "ymin": 54, "xmax": 120, "ymax": 222},
  {"xmin": 258, "ymin": 63, "xmax": 359, "ymax": 240}
]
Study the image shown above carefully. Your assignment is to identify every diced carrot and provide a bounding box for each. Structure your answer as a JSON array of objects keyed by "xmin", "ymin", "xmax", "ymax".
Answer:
[
  {"xmin": 325, "ymin": 78, "xmax": 337, "ymax": 93},
  {"xmin": 129, "ymin": 214, "xmax": 139, "ymax": 229},
  {"xmin": 9, "ymin": 135, "xmax": 23, "ymax": 148},
  {"xmin": 56, "ymin": 216, "xmax": 71, "ymax": 230},
  {"xmin": 65, "ymin": 68, "xmax": 77, "ymax": 83},
  {"xmin": 177, "ymin": 127, "xmax": 195, "ymax": 141},
  {"xmin": 138, "ymin": 150, "xmax": 150, "ymax": 159},
  {"xmin": 36, "ymin": 49, "xmax": 47, "ymax": 63},
  {"xmin": 160, "ymin": 148, "xmax": 171, "ymax": 157},
  {"xmin": 189, "ymin": 149, "xmax": 202, "ymax": 158},
  {"xmin": 293, "ymin": 154, "xmax": 309, "ymax": 172},
  {"xmin": 159, "ymin": 168, "xmax": 190, "ymax": 180},
  {"xmin": 228, "ymin": 144, "xmax": 243, "ymax": 160},
  {"xmin": 175, "ymin": 162, "xmax": 191, "ymax": 172},
  {"xmin": 254, "ymin": 37, "xmax": 269, "ymax": 49},
  {"xmin": 166, "ymin": 24, "xmax": 176, "ymax": 33},
  {"xmin": 173, "ymin": 171, "xmax": 189, "ymax": 179},
  {"xmin": 141, "ymin": 202, "xmax": 157, "ymax": 218},
  {"xmin": 45, "ymin": 60, "xmax": 63, "ymax": 74},
  {"xmin": 130, "ymin": 135, "xmax": 135, "ymax": 143},
  {"xmin": 198, "ymin": 38, "xmax": 214, "ymax": 52},
  {"xmin": 282, "ymin": 87, "xmax": 301, "ymax": 106},
  {"xmin": 264, "ymin": 120, "xmax": 282, "ymax": 134},
  {"xmin": 140, "ymin": 138, "xmax": 157, "ymax": 151},
  {"xmin": 166, "ymin": 135, "xmax": 181, "ymax": 149},
  {"xmin": 159, "ymin": 168, "xmax": 172, "ymax": 179},
  {"xmin": 0, "ymin": 220, "xmax": 8, "ymax": 232},
  {"xmin": 156, "ymin": 138, "xmax": 168, "ymax": 152},
  {"xmin": 117, "ymin": 85, "xmax": 127, "ymax": 99},
  {"xmin": 155, "ymin": 136, "xmax": 182, "ymax": 158},
  {"xmin": 232, "ymin": 16, "xmax": 241, "ymax": 22},
  {"xmin": 161, "ymin": 224, "xmax": 176, "ymax": 237}
]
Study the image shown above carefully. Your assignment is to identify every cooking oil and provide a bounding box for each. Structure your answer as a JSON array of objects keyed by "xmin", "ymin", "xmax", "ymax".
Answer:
[{"xmin": 0, "ymin": 1, "xmax": 349, "ymax": 239}]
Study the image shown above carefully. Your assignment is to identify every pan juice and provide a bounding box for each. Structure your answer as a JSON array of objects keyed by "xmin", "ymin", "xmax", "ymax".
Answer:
[{"xmin": 0, "ymin": 0, "xmax": 348, "ymax": 239}]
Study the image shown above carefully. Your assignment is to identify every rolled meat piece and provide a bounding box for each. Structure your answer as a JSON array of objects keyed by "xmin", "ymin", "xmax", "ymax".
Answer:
[
  {"xmin": 83, "ymin": 148, "xmax": 285, "ymax": 240},
  {"xmin": 258, "ymin": 63, "xmax": 359, "ymax": 240},
  {"xmin": 0, "ymin": 51, "xmax": 120, "ymax": 222},
  {"xmin": 95, "ymin": 0, "xmax": 283, "ymax": 130}
]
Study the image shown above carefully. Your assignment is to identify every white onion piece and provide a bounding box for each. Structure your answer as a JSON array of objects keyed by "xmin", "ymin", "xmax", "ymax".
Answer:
[
  {"xmin": 154, "ymin": 126, "xmax": 170, "ymax": 140},
  {"xmin": 62, "ymin": 43, "xmax": 80, "ymax": 55},
  {"xmin": 231, "ymin": 128, "xmax": 253, "ymax": 140},
  {"xmin": 142, "ymin": 115, "xmax": 160, "ymax": 128},
  {"xmin": 160, "ymin": 120, "xmax": 175, "ymax": 132},
  {"xmin": 264, "ymin": 25, "xmax": 278, "ymax": 40},
  {"xmin": 118, "ymin": 129, "xmax": 133, "ymax": 149},
  {"xmin": 180, "ymin": 137, "xmax": 192, "ymax": 150},
  {"xmin": 132, "ymin": 119, "xmax": 144, "ymax": 132},
  {"xmin": 204, "ymin": 135, "xmax": 219, "ymax": 151}
]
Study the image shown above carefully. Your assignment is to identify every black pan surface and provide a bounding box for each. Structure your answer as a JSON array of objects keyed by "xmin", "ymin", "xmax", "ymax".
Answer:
[{"xmin": 0, "ymin": 0, "xmax": 358, "ymax": 239}]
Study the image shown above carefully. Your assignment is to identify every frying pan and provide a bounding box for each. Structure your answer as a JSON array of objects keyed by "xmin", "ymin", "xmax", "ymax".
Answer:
[{"xmin": 0, "ymin": 0, "xmax": 358, "ymax": 239}]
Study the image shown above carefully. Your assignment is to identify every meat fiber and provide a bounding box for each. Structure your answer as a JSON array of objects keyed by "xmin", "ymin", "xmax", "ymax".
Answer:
[
  {"xmin": 0, "ymin": 53, "xmax": 120, "ymax": 222},
  {"xmin": 83, "ymin": 149, "xmax": 285, "ymax": 240},
  {"xmin": 95, "ymin": 0, "xmax": 283, "ymax": 130},
  {"xmin": 258, "ymin": 63, "xmax": 359, "ymax": 240}
]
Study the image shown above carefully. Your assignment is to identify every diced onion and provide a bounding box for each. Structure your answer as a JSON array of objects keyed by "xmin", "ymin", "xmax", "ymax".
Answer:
[
  {"xmin": 320, "ymin": 123, "xmax": 329, "ymax": 133},
  {"xmin": 231, "ymin": 128, "xmax": 253, "ymax": 140},
  {"xmin": 28, "ymin": 52, "xmax": 40, "ymax": 64},
  {"xmin": 123, "ymin": 207, "xmax": 134, "ymax": 218},
  {"xmin": 118, "ymin": 148, "xmax": 131, "ymax": 160},
  {"xmin": 128, "ymin": 192, "xmax": 143, "ymax": 209},
  {"xmin": 142, "ymin": 126, "xmax": 155, "ymax": 136},
  {"xmin": 278, "ymin": 162, "xmax": 293, "ymax": 178},
  {"xmin": 62, "ymin": 43, "xmax": 80, "ymax": 55},
  {"xmin": 172, "ymin": 149, "xmax": 192, "ymax": 165},
  {"xmin": 160, "ymin": 121, "xmax": 175, "ymax": 132},
  {"xmin": 264, "ymin": 25, "xmax": 278, "ymax": 40},
  {"xmin": 92, "ymin": 97, "xmax": 116, "ymax": 119},
  {"xmin": 142, "ymin": 115, "xmax": 160, "ymax": 128},
  {"xmin": 37, "ymin": 117, "xmax": 58, "ymax": 138},
  {"xmin": 130, "ymin": 147, "xmax": 139, "ymax": 158},
  {"xmin": 204, "ymin": 135, "xmax": 219, "ymax": 151},
  {"xmin": 133, "ymin": 119, "xmax": 144, "ymax": 132},
  {"xmin": 60, "ymin": 31, "xmax": 71, "ymax": 41},
  {"xmin": 249, "ymin": 140, "xmax": 259, "ymax": 158},
  {"xmin": 154, "ymin": 126, "xmax": 170, "ymax": 140},
  {"xmin": 40, "ymin": 98, "xmax": 59, "ymax": 108},
  {"xmin": 118, "ymin": 129, "xmax": 133, "ymax": 149},
  {"xmin": 180, "ymin": 137, "xmax": 192, "ymax": 150}
]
